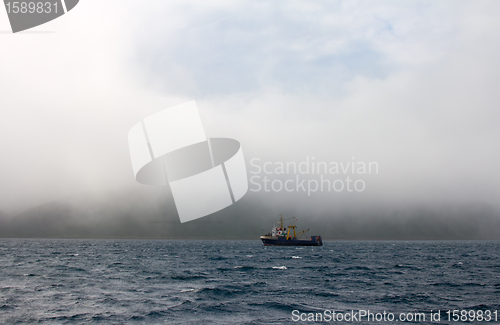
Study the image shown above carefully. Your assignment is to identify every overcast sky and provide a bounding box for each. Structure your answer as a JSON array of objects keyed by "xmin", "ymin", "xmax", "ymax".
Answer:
[{"xmin": 0, "ymin": 0, "xmax": 499, "ymax": 219}]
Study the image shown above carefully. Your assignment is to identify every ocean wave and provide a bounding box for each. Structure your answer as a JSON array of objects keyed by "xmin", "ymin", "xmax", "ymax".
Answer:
[
  {"xmin": 233, "ymin": 265, "xmax": 256, "ymax": 271},
  {"xmin": 465, "ymin": 303, "xmax": 500, "ymax": 310},
  {"xmin": 194, "ymin": 287, "xmax": 243, "ymax": 297},
  {"xmin": 170, "ymin": 275, "xmax": 206, "ymax": 281},
  {"xmin": 1, "ymin": 240, "xmax": 499, "ymax": 324},
  {"xmin": 272, "ymin": 266, "xmax": 287, "ymax": 270}
]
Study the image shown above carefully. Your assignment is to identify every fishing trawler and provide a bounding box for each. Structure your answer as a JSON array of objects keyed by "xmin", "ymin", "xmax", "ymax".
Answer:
[{"xmin": 260, "ymin": 214, "xmax": 323, "ymax": 246}]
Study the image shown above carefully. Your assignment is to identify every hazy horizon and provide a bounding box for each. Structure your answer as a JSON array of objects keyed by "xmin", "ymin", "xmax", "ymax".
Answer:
[{"xmin": 1, "ymin": 1, "xmax": 499, "ymax": 239}]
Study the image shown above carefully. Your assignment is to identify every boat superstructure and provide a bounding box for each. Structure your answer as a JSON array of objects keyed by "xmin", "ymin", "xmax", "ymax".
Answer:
[{"xmin": 260, "ymin": 214, "xmax": 322, "ymax": 246}]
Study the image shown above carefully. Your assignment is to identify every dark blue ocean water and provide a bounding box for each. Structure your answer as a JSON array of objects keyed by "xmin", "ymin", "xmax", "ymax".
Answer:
[{"xmin": 0, "ymin": 240, "xmax": 499, "ymax": 324}]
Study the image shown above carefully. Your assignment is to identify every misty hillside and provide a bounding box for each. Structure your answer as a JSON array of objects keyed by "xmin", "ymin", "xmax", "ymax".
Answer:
[{"xmin": 0, "ymin": 190, "xmax": 499, "ymax": 240}]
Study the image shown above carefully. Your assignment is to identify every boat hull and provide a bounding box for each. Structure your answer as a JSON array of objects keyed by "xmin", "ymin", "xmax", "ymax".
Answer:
[{"xmin": 260, "ymin": 235, "xmax": 322, "ymax": 246}]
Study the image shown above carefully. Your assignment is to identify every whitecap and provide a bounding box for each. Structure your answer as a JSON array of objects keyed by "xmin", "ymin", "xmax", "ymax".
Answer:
[{"xmin": 272, "ymin": 266, "xmax": 287, "ymax": 270}]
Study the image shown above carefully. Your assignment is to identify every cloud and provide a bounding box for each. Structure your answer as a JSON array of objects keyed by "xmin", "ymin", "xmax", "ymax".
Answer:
[
  {"xmin": 130, "ymin": 0, "xmax": 474, "ymax": 97},
  {"xmin": 0, "ymin": 0, "xmax": 499, "ymax": 226}
]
